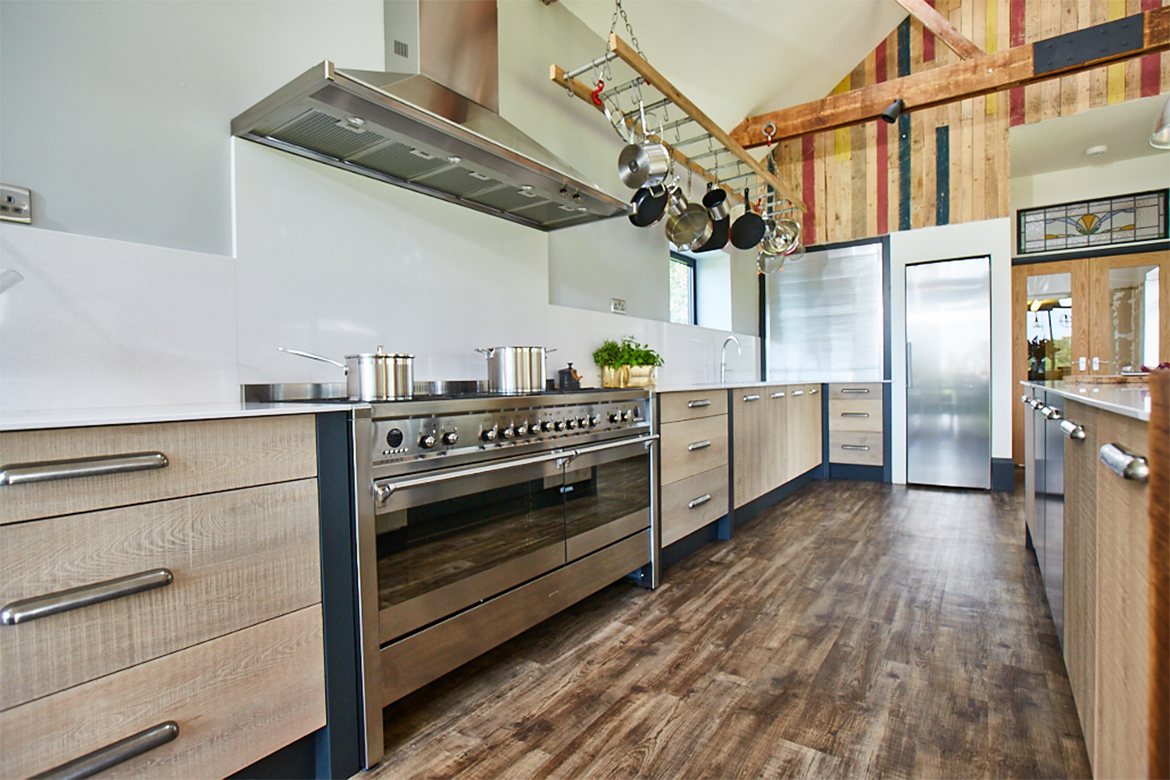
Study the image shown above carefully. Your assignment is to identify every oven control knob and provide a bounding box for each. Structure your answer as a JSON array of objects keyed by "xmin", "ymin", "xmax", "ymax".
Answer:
[
  {"xmin": 578, "ymin": 417, "xmax": 589, "ymax": 428},
  {"xmin": 419, "ymin": 433, "xmax": 437, "ymax": 449},
  {"xmin": 621, "ymin": 410, "xmax": 633, "ymax": 422},
  {"xmin": 516, "ymin": 423, "xmax": 529, "ymax": 436},
  {"xmin": 554, "ymin": 420, "xmax": 566, "ymax": 432},
  {"xmin": 386, "ymin": 428, "xmax": 405, "ymax": 448},
  {"xmin": 503, "ymin": 426, "xmax": 516, "ymax": 439},
  {"xmin": 541, "ymin": 421, "xmax": 553, "ymax": 433},
  {"xmin": 442, "ymin": 431, "xmax": 459, "ymax": 446},
  {"xmin": 589, "ymin": 415, "xmax": 601, "ymax": 427},
  {"xmin": 566, "ymin": 419, "xmax": 578, "ymax": 430},
  {"xmin": 608, "ymin": 412, "xmax": 621, "ymax": 423},
  {"xmin": 482, "ymin": 428, "xmax": 498, "ymax": 442}
]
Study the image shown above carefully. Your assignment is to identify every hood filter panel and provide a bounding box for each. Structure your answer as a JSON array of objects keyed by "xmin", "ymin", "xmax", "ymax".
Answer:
[
  {"xmin": 352, "ymin": 142, "xmax": 452, "ymax": 180},
  {"xmin": 269, "ymin": 110, "xmax": 386, "ymax": 161}
]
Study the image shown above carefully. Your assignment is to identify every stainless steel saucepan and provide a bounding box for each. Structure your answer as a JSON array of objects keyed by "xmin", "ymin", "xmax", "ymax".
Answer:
[
  {"xmin": 476, "ymin": 346, "xmax": 556, "ymax": 394},
  {"xmin": 279, "ymin": 346, "xmax": 413, "ymax": 401}
]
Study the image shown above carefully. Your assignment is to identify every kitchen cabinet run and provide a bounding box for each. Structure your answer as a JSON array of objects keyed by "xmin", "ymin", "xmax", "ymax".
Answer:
[
  {"xmin": 1023, "ymin": 386, "xmax": 1154, "ymax": 779},
  {"xmin": 658, "ymin": 390, "xmax": 729, "ymax": 547},
  {"xmin": 0, "ymin": 415, "xmax": 326, "ymax": 779},
  {"xmin": 733, "ymin": 384, "xmax": 823, "ymax": 511}
]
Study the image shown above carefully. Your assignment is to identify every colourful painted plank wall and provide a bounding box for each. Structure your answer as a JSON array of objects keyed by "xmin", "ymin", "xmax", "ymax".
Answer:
[{"xmin": 770, "ymin": 0, "xmax": 1170, "ymax": 247}]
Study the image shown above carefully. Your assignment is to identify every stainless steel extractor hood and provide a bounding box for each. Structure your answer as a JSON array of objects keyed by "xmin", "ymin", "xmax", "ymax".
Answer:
[{"xmin": 231, "ymin": 0, "xmax": 627, "ymax": 231}]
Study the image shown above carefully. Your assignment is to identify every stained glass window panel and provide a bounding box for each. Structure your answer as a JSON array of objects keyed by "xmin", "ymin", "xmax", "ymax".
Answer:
[{"xmin": 1018, "ymin": 189, "xmax": 1167, "ymax": 255}]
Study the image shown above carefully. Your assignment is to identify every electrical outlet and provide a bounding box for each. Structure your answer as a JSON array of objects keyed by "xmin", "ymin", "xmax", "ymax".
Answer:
[
  {"xmin": 611, "ymin": 298, "xmax": 627, "ymax": 315},
  {"xmin": 0, "ymin": 184, "xmax": 31, "ymax": 224}
]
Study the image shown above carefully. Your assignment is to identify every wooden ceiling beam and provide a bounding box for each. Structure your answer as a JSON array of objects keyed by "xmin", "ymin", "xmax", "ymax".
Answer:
[
  {"xmin": 894, "ymin": 0, "xmax": 983, "ymax": 60},
  {"xmin": 730, "ymin": 7, "xmax": 1169, "ymax": 149}
]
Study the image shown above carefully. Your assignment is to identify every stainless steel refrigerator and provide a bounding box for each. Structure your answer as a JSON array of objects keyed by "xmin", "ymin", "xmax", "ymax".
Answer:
[{"xmin": 905, "ymin": 257, "xmax": 991, "ymax": 489}]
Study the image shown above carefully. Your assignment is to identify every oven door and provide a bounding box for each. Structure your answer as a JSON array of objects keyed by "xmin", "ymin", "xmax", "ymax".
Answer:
[
  {"xmin": 372, "ymin": 449, "xmax": 569, "ymax": 644},
  {"xmin": 563, "ymin": 437, "xmax": 654, "ymax": 562}
]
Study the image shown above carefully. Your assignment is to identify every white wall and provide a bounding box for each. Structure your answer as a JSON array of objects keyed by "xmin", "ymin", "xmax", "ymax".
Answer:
[
  {"xmin": 889, "ymin": 218, "xmax": 1013, "ymax": 484},
  {"xmin": 0, "ymin": 0, "xmax": 386, "ymax": 256},
  {"xmin": 0, "ymin": 1, "xmax": 761, "ymax": 414}
]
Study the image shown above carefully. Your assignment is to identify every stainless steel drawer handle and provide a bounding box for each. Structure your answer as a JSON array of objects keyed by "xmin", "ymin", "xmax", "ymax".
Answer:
[
  {"xmin": 686, "ymin": 399, "xmax": 711, "ymax": 408},
  {"xmin": 1060, "ymin": 420, "xmax": 1086, "ymax": 440},
  {"xmin": 840, "ymin": 388, "xmax": 870, "ymax": 394},
  {"xmin": 0, "ymin": 452, "xmax": 169, "ymax": 487},
  {"xmin": 687, "ymin": 494, "xmax": 712, "ymax": 509},
  {"xmin": 841, "ymin": 412, "xmax": 869, "ymax": 418},
  {"xmin": 688, "ymin": 440, "xmax": 712, "ymax": 452},
  {"xmin": 1042, "ymin": 406, "xmax": 1062, "ymax": 420},
  {"xmin": 1028, "ymin": 399, "xmax": 1043, "ymax": 409},
  {"xmin": 791, "ymin": 390, "xmax": 804, "ymax": 396},
  {"xmin": 841, "ymin": 444, "xmax": 870, "ymax": 451},
  {"xmin": 771, "ymin": 392, "xmax": 785, "ymax": 398},
  {"xmin": 1, "ymin": 568, "xmax": 174, "ymax": 626},
  {"xmin": 1020, "ymin": 394, "xmax": 1030, "ymax": 405},
  {"xmin": 1099, "ymin": 443, "xmax": 1149, "ymax": 482},
  {"xmin": 810, "ymin": 388, "xmax": 819, "ymax": 394},
  {"xmin": 32, "ymin": 721, "xmax": 179, "ymax": 779},
  {"xmin": 743, "ymin": 394, "xmax": 760, "ymax": 402}
]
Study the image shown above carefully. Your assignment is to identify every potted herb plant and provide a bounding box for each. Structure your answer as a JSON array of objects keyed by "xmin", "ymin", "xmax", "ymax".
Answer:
[{"xmin": 592, "ymin": 336, "xmax": 664, "ymax": 388}]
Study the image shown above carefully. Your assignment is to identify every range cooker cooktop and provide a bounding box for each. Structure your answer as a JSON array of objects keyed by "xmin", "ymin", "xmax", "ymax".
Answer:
[{"xmin": 242, "ymin": 382, "xmax": 652, "ymax": 474}]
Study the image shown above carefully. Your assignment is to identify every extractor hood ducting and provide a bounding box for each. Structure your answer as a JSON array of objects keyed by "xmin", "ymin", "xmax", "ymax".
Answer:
[{"xmin": 231, "ymin": 0, "xmax": 627, "ymax": 231}]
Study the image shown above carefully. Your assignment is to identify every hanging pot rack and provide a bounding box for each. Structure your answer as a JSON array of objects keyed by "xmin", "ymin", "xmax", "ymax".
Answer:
[{"xmin": 551, "ymin": 34, "xmax": 806, "ymax": 213}]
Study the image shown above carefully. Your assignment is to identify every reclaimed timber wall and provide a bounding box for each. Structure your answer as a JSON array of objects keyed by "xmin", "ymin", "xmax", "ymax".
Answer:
[{"xmin": 770, "ymin": 0, "xmax": 1170, "ymax": 247}]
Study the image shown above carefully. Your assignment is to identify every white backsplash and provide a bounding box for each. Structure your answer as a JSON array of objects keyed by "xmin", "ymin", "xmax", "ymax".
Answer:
[
  {"xmin": 0, "ymin": 140, "xmax": 756, "ymax": 415},
  {"xmin": 0, "ymin": 225, "xmax": 239, "ymax": 413}
]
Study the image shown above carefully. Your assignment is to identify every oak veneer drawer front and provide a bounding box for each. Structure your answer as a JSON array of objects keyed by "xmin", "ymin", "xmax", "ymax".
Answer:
[
  {"xmin": 0, "ymin": 605, "xmax": 326, "ymax": 780},
  {"xmin": 828, "ymin": 400, "xmax": 883, "ymax": 432},
  {"xmin": 661, "ymin": 465, "xmax": 728, "ymax": 547},
  {"xmin": 828, "ymin": 383, "xmax": 883, "ymax": 400},
  {"xmin": 0, "ymin": 479, "xmax": 321, "ymax": 710},
  {"xmin": 829, "ymin": 431, "xmax": 883, "ymax": 466},
  {"xmin": 660, "ymin": 415, "xmax": 728, "ymax": 484},
  {"xmin": 0, "ymin": 415, "xmax": 317, "ymax": 525},
  {"xmin": 659, "ymin": 391, "xmax": 728, "ymax": 423}
]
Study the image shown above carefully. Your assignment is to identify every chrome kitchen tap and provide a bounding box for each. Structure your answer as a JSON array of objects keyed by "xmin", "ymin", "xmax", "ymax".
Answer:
[{"xmin": 720, "ymin": 335, "xmax": 741, "ymax": 384}]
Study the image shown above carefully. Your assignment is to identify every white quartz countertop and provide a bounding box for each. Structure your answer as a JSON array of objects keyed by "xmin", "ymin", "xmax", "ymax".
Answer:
[
  {"xmin": 0, "ymin": 402, "xmax": 346, "ymax": 432},
  {"xmin": 654, "ymin": 379, "xmax": 891, "ymax": 394},
  {"xmin": 1023, "ymin": 380, "xmax": 1150, "ymax": 422}
]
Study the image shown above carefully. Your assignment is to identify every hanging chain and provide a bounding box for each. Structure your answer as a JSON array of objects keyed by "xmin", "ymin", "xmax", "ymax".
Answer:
[{"xmin": 609, "ymin": 0, "xmax": 646, "ymax": 62}]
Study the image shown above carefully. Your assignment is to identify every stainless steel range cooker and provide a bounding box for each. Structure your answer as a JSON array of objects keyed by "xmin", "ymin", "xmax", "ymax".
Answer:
[{"xmin": 244, "ymin": 383, "xmax": 659, "ymax": 768}]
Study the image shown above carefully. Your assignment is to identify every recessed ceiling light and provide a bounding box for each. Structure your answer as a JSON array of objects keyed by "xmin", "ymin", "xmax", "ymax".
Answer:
[{"xmin": 1085, "ymin": 145, "xmax": 1108, "ymax": 157}]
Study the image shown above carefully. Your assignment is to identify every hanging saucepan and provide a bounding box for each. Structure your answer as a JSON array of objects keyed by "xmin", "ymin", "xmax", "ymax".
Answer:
[
  {"xmin": 730, "ymin": 189, "xmax": 766, "ymax": 250},
  {"xmin": 279, "ymin": 346, "xmax": 413, "ymax": 401},
  {"xmin": 702, "ymin": 186, "xmax": 732, "ymax": 221},
  {"xmin": 617, "ymin": 100, "xmax": 671, "ymax": 190},
  {"xmin": 692, "ymin": 217, "xmax": 730, "ymax": 252},
  {"xmin": 784, "ymin": 241, "xmax": 806, "ymax": 262},
  {"xmin": 663, "ymin": 186, "xmax": 712, "ymax": 251},
  {"xmin": 628, "ymin": 182, "xmax": 669, "ymax": 227},
  {"xmin": 770, "ymin": 217, "xmax": 801, "ymax": 255}
]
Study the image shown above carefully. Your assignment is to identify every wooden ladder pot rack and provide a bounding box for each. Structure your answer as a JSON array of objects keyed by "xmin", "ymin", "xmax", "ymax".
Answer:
[{"xmin": 551, "ymin": 34, "xmax": 806, "ymax": 213}]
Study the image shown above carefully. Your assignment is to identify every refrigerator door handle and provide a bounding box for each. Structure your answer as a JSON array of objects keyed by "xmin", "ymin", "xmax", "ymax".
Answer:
[{"xmin": 906, "ymin": 343, "xmax": 913, "ymax": 389}]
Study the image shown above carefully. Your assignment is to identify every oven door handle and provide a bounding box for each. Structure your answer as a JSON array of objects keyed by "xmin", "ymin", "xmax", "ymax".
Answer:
[
  {"xmin": 374, "ymin": 448, "xmax": 569, "ymax": 504},
  {"xmin": 569, "ymin": 434, "xmax": 658, "ymax": 459},
  {"xmin": 373, "ymin": 434, "xmax": 658, "ymax": 504}
]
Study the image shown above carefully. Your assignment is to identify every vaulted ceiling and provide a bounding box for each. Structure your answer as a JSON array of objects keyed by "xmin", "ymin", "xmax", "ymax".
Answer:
[{"xmin": 557, "ymin": 0, "xmax": 909, "ymax": 130}]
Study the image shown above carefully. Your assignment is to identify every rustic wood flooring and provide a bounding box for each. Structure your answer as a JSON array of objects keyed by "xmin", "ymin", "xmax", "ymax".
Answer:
[{"xmin": 370, "ymin": 479, "xmax": 1091, "ymax": 779}]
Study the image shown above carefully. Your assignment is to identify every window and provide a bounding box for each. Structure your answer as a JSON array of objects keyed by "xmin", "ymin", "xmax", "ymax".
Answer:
[{"xmin": 669, "ymin": 252, "xmax": 696, "ymax": 325}]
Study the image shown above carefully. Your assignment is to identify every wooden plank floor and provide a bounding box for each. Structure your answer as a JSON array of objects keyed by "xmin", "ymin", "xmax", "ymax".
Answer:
[{"xmin": 370, "ymin": 480, "xmax": 1091, "ymax": 779}]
